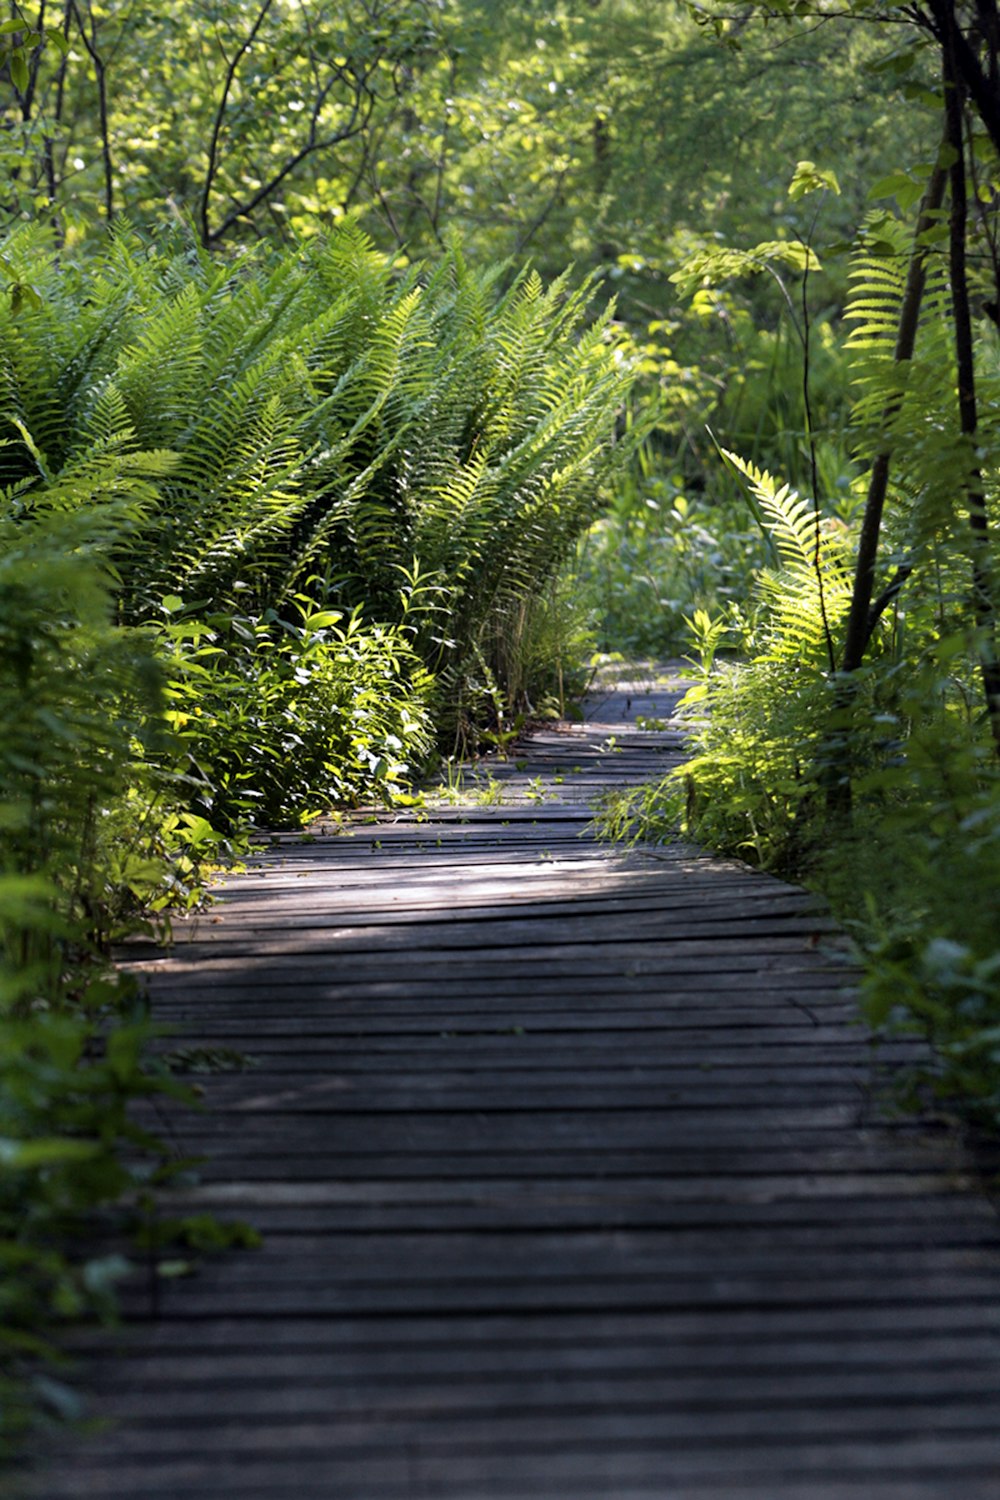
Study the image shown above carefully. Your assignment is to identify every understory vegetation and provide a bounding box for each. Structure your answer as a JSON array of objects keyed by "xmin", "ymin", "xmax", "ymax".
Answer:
[
  {"xmin": 599, "ymin": 10, "xmax": 1000, "ymax": 1131},
  {"xmin": 3, "ymin": 0, "xmax": 1000, "ymax": 1446}
]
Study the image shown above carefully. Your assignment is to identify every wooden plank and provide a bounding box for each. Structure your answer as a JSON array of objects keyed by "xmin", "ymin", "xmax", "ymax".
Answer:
[
  {"xmin": 40, "ymin": 1406, "xmax": 1000, "ymax": 1457},
  {"xmin": 147, "ymin": 991, "xmax": 871, "ymax": 1018},
  {"xmin": 28, "ymin": 1458, "xmax": 1000, "ymax": 1500},
  {"xmin": 128, "ymin": 951, "xmax": 851, "ymax": 988},
  {"xmin": 92, "ymin": 1364, "xmax": 1000, "ymax": 1421},
  {"xmin": 64, "ymin": 1300, "xmax": 1000, "ymax": 1352},
  {"xmin": 71, "ymin": 1329, "xmax": 1000, "ymax": 1385},
  {"xmin": 141, "ymin": 970, "xmax": 858, "ymax": 999},
  {"xmin": 161, "ymin": 1175, "xmax": 987, "ymax": 1209},
  {"xmin": 134, "ymin": 1194, "xmax": 995, "ymax": 1234},
  {"xmin": 193, "ymin": 1060, "xmax": 893, "ymax": 1089},
  {"xmin": 184, "ymin": 1085, "xmax": 906, "ymax": 1113},
  {"xmin": 166, "ymin": 893, "xmax": 827, "ymax": 936},
  {"xmin": 176, "ymin": 1147, "xmax": 982, "ymax": 1182},
  {"xmin": 144, "ymin": 1021, "xmax": 873, "ymax": 1048}
]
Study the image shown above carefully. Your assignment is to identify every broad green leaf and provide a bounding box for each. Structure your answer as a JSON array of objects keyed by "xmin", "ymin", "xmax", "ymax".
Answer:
[
  {"xmin": 0, "ymin": 1137, "xmax": 101, "ymax": 1169},
  {"xmin": 10, "ymin": 48, "xmax": 28, "ymax": 92}
]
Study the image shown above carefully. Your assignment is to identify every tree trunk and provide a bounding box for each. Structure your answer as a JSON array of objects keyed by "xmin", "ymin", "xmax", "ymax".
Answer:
[
  {"xmin": 839, "ymin": 156, "xmax": 947, "ymax": 674},
  {"xmin": 941, "ymin": 8, "xmax": 1000, "ymax": 755}
]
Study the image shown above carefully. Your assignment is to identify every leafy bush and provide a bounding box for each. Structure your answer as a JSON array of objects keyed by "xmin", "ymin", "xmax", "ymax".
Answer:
[
  {"xmin": 819, "ymin": 671, "xmax": 1000, "ymax": 1127},
  {"xmin": 605, "ymin": 580, "xmax": 1000, "ymax": 1134},
  {"xmin": 599, "ymin": 450, "xmax": 856, "ymax": 866},
  {"xmin": 0, "ymin": 1000, "xmax": 185, "ymax": 1449},
  {"xmin": 161, "ymin": 598, "xmax": 433, "ymax": 829},
  {"xmin": 0, "ymin": 474, "xmax": 165, "ymax": 979}
]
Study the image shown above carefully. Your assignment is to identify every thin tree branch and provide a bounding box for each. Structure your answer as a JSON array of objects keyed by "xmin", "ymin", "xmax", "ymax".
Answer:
[
  {"xmin": 22, "ymin": 0, "xmax": 46, "ymax": 119},
  {"xmin": 199, "ymin": 0, "xmax": 274, "ymax": 248},
  {"xmin": 204, "ymin": 89, "xmax": 377, "ymax": 247},
  {"xmin": 867, "ymin": 561, "xmax": 914, "ymax": 636},
  {"xmin": 70, "ymin": 0, "xmax": 113, "ymax": 221},
  {"xmin": 198, "ymin": 0, "xmax": 408, "ymax": 248}
]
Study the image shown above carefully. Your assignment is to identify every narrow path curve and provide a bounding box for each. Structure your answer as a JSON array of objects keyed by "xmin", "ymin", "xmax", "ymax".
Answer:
[{"xmin": 34, "ymin": 666, "xmax": 1000, "ymax": 1498}]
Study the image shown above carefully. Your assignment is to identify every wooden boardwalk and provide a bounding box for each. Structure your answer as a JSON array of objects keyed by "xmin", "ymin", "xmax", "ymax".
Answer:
[{"xmin": 29, "ymin": 667, "xmax": 1000, "ymax": 1498}]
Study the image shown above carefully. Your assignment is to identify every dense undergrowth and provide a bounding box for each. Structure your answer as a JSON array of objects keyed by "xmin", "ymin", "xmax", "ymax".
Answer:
[
  {"xmin": 600, "ymin": 219, "xmax": 1000, "ymax": 1131},
  {"xmin": 603, "ymin": 619, "xmax": 1000, "ymax": 1130},
  {"xmin": 0, "ymin": 221, "xmax": 632, "ymax": 1442},
  {"xmin": 575, "ymin": 299, "xmax": 853, "ymax": 655}
]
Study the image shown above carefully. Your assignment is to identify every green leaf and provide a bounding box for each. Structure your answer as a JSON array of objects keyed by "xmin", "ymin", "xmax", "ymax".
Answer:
[
  {"xmin": 10, "ymin": 48, "xmax": 29, "ymax": 92},
  {"xmin": 868, "ymin": 171, "xmax": 918, "ymax": 202},
  {"xmin": 157, "ymin": 1259, "xmax": 195, "ymax": 1278},
  {"xmin": 45, "ymin": 27, "xmax": 72, "ymax": 57},
  {"xmin": 0, "ymin": 1137, "xmax": 102, "ymax": 1169},
  {"xmin": 788, "ymin": 160, "xmax": 840, "ymax": 200}
]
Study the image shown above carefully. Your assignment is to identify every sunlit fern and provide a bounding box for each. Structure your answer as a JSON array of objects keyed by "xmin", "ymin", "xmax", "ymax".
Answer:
[
  {"xmin": 845, "ymin": 215, "xmax": 986, "ymax": 569},
  {"xmin": 0, "ymin": 219, "xmax": 634, "ymax": 725},
  {"xmin": 722, "ymin": 449, "xmax": 852, "ymax": 666}
]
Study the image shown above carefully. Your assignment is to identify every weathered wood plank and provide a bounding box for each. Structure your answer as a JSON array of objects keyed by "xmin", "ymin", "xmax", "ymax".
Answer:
[
  {"xmin": 86, "ymin": 1363, "xmax": 1000, "ymax": 1421},
  {"xmin": 163, "ymin": 895, "xmax": 828, "ymax": 941},
  {"xmin": 64, "ymin": 1299, "xmax": 1000, "ymax": 1352},
  {"xmin": 176, "ymin": 1145, "xmax": 985, "ymax": 1182},
  {"xmin": 69, "ymin": 1328, "xmax": 1000, "ymax": 1385},
  {"xmin": 129, "ymin": 1193, "xmax": 996, "ymax": 1235},
  {"xmin": 39, "ymin": 1405, "xmax": 1000, "ymax": 1456},
  {"xmin": 28, "ymin": 1441, "xmax": 1000, "ymax": 1500}
]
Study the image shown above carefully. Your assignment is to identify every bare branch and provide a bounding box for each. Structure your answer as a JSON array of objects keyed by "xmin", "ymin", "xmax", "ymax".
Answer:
[
  {"xmin": 199, "ymin": 0, "xmax": 274, "ymax": 247},
  {"xmin": 197, "ymin": 0, "xmax": 419, "ymax": 248},
  {"xmin": 204, "ymin": 91, "xmax": 378, "ymax": 247},
  {"xmin": 70, "ymin": 0, "xmax": 113, "ymax": 221}
]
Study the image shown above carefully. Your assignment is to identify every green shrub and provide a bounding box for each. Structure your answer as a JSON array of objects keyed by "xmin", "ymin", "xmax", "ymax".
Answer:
[
  {"xmin": 575, "ymin": 468, "xmax": 763, "ymax": 656},
  {"xmin": 161, "ymin": 598, "xmax": 434, "ymax": 829},
  {"xmin": 0, "ymin": 1000, "xmax": 183, "ymax": 1450},
  {"xmin": 819, "ymin": 673, "xmax": 1000, "ymax": 1127}
]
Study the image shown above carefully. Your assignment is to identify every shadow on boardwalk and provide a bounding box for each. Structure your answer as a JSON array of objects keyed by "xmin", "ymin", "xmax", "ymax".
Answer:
[{"xmin": 25, "ymin": 664, "xmax": 1000, "ymax": 1499}]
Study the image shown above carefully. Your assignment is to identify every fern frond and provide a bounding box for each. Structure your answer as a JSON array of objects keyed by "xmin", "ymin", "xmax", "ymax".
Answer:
[{"xmin": 722, "ymin": 449, "xmax": 851, "ymax": 666}]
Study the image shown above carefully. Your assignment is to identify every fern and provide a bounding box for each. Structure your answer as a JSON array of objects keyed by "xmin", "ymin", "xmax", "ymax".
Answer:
[
  {"xmin": 0, "ymin": 222, "xmax": 634, "ymax": 728},
  {"xmin": 721, "ymin": 450, "xmax": 852, "ymax": 666},
  {"xmin": 844, "ymin": 217, "xmax": 977, "ymax": 596}
]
